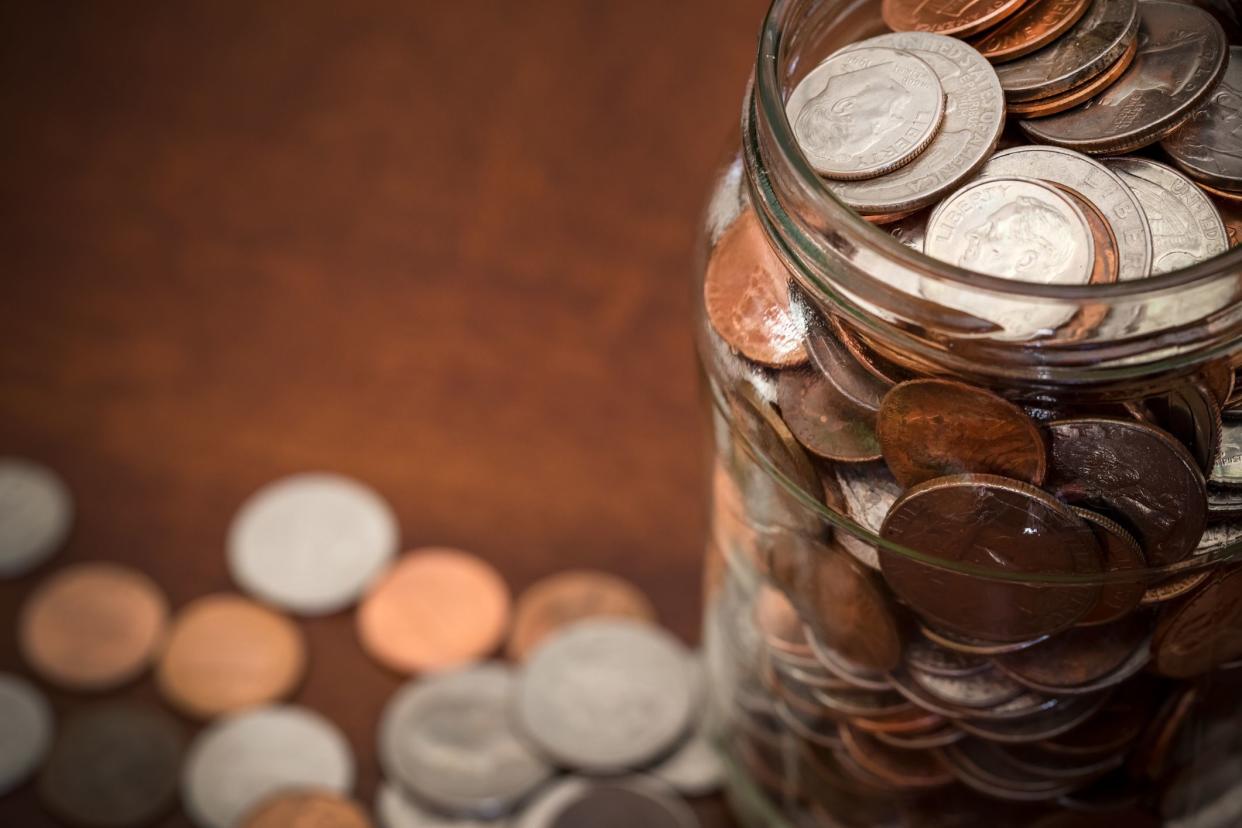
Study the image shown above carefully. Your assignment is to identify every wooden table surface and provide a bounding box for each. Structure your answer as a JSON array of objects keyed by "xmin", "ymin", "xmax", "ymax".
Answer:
[{"xmin": 0, "ymin": 1, "xmax": 761, "ymax": 824}]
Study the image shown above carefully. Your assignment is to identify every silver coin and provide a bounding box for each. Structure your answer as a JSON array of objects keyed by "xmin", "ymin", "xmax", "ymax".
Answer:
[
  {"xmin": 379, "ymin": 664, "xmax": 552, "ymax": 819},
  {"xmin": 805, "ymin": 322, "xmax": 892, "ymax": 413},
  {"xmin": 1163, "ymin": 47, "xmax": 1242, "ymax": 192},
  {"xmin": 787, "ymin": 46, "xmax": 946, "ymax": 181},
  {"xmin": 908, "ymin": 664, "xmax": 1025, "ymax": 710},
  {"xmin": 182, "ymin": 705, "xmax": 354, "ymax": 828},
  {"xmin": 904, "ymin": 635, "xmax": 989, "ymax": 679},
  {"xmin": 1000, "ymin": 635, "xmax": 1152, "ymax": 696},
  {"xmin": 833, "ymin": 463, "xmax": 902, "ymax": 571},
  {"xmin": 514, "ymin": 619, "xmax": 696, "ymax": 773},
  {"xmin": 512, "ymin": 778, "xmax": 591, "ymax": 828},
  {"xmin": 978, "ymin": 146, "xmax": 1153, "ymax": 281},
  {"xmin": 0, "ymin": 458, "xmax": 72, "ymax": 578},
  {"xmin": 1023, "ymin": 2, "xmax": 1229, "ymax": 154},
  {"xmin": 0, "ymin": 673, "xmax": 52, "ymax": 795},
  {"xmin": 227, "ymin": 472, "xmax": 398, "ymax": 615},
  {"xmin": 649, "ymin": 658, "xmax": 723, "ymax": 797},
  {"xmin": 376, "ymin": 781, "xmax": 505, "ymax": 828},
  {"xmin": 1105, "ymin": 157, "xmax": 1228, "ymax": 274},
  {"xmin": 888, "ymin": 209, "xmax": 929, "ymax": 252},
  {"xmin": 996, "ymin": 0, "xmax": 1140, "ymax": 102},
  {"xmin": 955, "ymin": 691, "xmax": 1110, "ymax": 744},
  {"xmin": 831, "ymin": 33, "xmax": 1006, "ymax": 214},
  {"xmin": 545, "ymin": 777, "xmax": 699, "ymax": 828}
]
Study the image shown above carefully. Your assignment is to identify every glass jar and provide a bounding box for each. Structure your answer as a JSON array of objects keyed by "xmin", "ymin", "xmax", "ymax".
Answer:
[{"xmin": 697, "ymin": 1, "xmax": 1242, "ymax": 826}]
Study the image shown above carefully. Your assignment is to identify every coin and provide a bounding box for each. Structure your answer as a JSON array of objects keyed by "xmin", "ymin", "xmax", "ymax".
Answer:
[
  {"xmin": 39, "ymin": 702, "xmax": 183, "ymax": 828},
  {"xmin": 1040, "ymin": 677, "xmax": 1159, "ymax": 757},
  {"xmin": 887, "ymin": 208, "xmax": 929, "ymax": 251},
  {"xmin": 909, "ymin": 664, "xmax": 1025, "ymax": 710},
  {"xmin": 920, "ymin": 623, "xmax": 1049, "ymax": 656},
  {"xmin": 939, "ymin": 739, "xmax": 1079, "ymax": 801},
  {"xmin": 649, "ymin": 710, "xmax": 724, "ymax": 796},
  {"xmin": 1211, "ymin": 421, "xmax": 1242, "ymax": 487},
  {"xmin": 507, "ymin": 570, "xmax": 655, "ymax": 662},
  {"xmin": 156, "ymin": 593, "xmax": 306, "ymax": 719},
  {"xmin": 358, "ymin": 548, "xmax": 510, "ymax": 674},
  {"xmin": 703, "ymin": 210, "xmax": 807, "ymax": 368},
  {"xmin": 1022, "ymin": 2, "xmax": 1229, "ymax": 153},
  {"xmin": 971, "ymin": 0, "xmax": 1092, "ymax": 63},
  {"xmin": 546, "ymin": 778, "xmax": 699, "ymax": 828},
  {"xmin": 1000, "ymin": 742, "xmax": 1124, "ymax": 781},
  {"xmin": 0, "ymin": 458, "xmax": 72, "ymax": 578},
  {"xmin": 1216, "ymin": 194, "xmax": 1242, "ymax": 247},
  {"xmin": 955, "ymin": 692, "xmax": 1110, "ymax": 744},
  {"xmin": 1070, "ymin": 508, "xmax": 1146, "ymax": 626},
  {"xmin": 805, "ymin": 320, "xmax": 893, "ymax": 413},
  {"xmin": 834, "ymin": 462, "xmax": 903, "ymax": 570},
  {"xmin": 880, "ymin": 474, "xmax": 1102, "ymax": 642},
  {"xmin": 1209, "ymin": 484, "xmax": 1242, "ymax": 520},
  {"xmin": 1008, "ymin": 37, "xmax": 1140, "ymax": 118},
  {"xmin": 1163, "ymin": 47, "xmax": 1242, "ymax": 192},
  {"xmin": 376, "ymin": 782, "xmax": 506, "ymax": 828},
  {"xmin": 881, "ymin": 0, "xmax": 1028, "ymax": 37},
  {"xmin": 731, "ymin": 384, "xmax": 821, "ymax": 496},
  {"xmin": 1127, "ymin": 684, "xmax": 1197, "ymax": 780},
  {"xmin": 1045, "ymin": 418, "xmax": 1207, "ymax": 566},
  {"xmin": 904, "ymin": 634, "xmax": 990, "ymax": 678},
  {"xmin": 807, "ymin": 629, "xmax": 894, "ymax": 692},
  {"xmin": 1105, "ymin": 158, "xmax": 1229, "ymax": 274},
  {"xmin": 511, "ymin": 778, "xmax": 591, "ymax": 828},
  {"xmin": 0, "ymin": 673, "xmax": 52, "ymax": 796},
  {"xmin": 182, "ymin": 705, "xmax": 354, "ymax": 828},
  {"xmin": 228, "ymin": 472, "xmax": 398, "ymax": 615},
  {"xmin": 776, "ymin": 368, "xmax": 882, "ymax": 462},
  {"xmin": 995, "ymin": 615, "xmax": 1149, "ymax": 691},
  {"xmin": 1055, "ymin": 184, "xmax": 1120, "ymax": 288},
  {"xmin": 839, "ymin": 725, "xmax": 953, "ymax": 789},
  {"xmin": 1131, "ymin": 381, "xmax": 1223, "ymax": 474},
  {"xmin": 20, "ymin": 562, "xmax": 168, "ymax": 691},
  {"xmin": 832, "ymin": 33, "xmax": 1006, "ymax": 214},
  {"xmin": 1152, "ymin": 564, "xmax": 1242, "ymax": 677},
  {"xmin": 786, "ymin": 47, "xmax": 946, "ymax": 181},
  {"xmin": 877, "ymin": 378, "xmax": 1047, "ymax": 487},
  {"xmin": 241, "ymin": 790, "xmax": 372, "ymax": 828},
  {"xmin": 514, "ymin": 619, "xmax": 696, "ymax": 773}
]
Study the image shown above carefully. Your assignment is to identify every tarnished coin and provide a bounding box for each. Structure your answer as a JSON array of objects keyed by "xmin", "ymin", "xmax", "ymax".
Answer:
[
  {"xmin": 228, "ymin": 472, "xmax": 398, "ymax": 615},
  {"xmin": 834, "ymin": 462, "xmax": 903, "ymax": 570},
  {"xmin": 376, "ymin": 781, "xmax": 501, "ymax": 828},
  {"xmin": 1215, "ymin": 193, "xmax": 1242, "ymax": 248},
  {"xmin": 1008, "ymin": 37, "xmax": 1140, "ymax": 118},
  {"xmin": 833, "ymin": 33, "xmax": 1006, "ymax": 214},
  {"xmin": 971, "ymin": 0, "xmax": 1092, "ymax": 64},
  {"xmin": 358, "ymin": 548, "xmax": 511, "ymax": 674},
  {"xmin": 1211, "ymin": 421, "xmax": 1242, "ymax": 487},
  {"xmin": 1071, "ymin": 508, "xmax": 1147, "ymax": 626},
  {"xmin": 0, "ymin": 458, "xmax": 72, "ymax": 578},
  {"xmin": 805, "ymin": 321, "xmax": 893, "ymax": 413},
  {"xmin": 1045, "ymin": 418, "xmax": 1207, "ymax": 565},
  {"xmin": 1022, "ymin": 2, "xmax": 1229, "ymax": 153},
  {"xmin": 0, "ymin": 673, "xmax": 52, "ymax": 796},
  {"xmin": 507, "ymin": 570, "xmax": 655, "ymax": 662},
  {"xmin": 882, "ymin": 0, "xmax": 1028, "ymax": 37},
  {"xmin": 1039, "ymin": 676, "xmax": 1159, "ymax": 757},
  {"xmin": 1131, "ymin": 380, "xmax": 1224, "ymax": 474},
  {"xmin": 20, "ymin": 562, "xmax": 168, "ymax": 691},
  {"xmin": 786, "ymin": 47, "xmax": 945, "ymax": 181},
  {"xmin": 909, "ymin": 664, "xmax": 1025, "ymax": 710},
  {"xmin": 1152, "ymin": 564, "xmax": 1242, "ymax": 677},
  {"xmin": 1105, "ymin": 157, "xmax": 1229, "ymax": 274},
  {"xmin": 547, "ymin": 778, "xmax": 698, "ymax": 828},
  {"xmin": 515, "ymin": 619, "xmax": 696, "ymax": 773},
  {"xmin": 877, "ymin": 378, "xmax": 1047, "ymax": 487},
  {"xmin": 806, "ymin": 627, "xmax": 894, "ymax": 691},
  {"xmin": 379, "ymin": 665, "xmax": 551, "ymax": 819},
  {"xmin": 954, "ymin": 691, "xmax": 1110, "ymax": 744},
  {"xmin": 703, "ymin": 210, "xmax": 807, "ymax": 368},
  {"xmin": 905, "ymin": 634, "xmax": 989, "ymax": 678},
  {"xmin": 1001, "ymin": 742, "xmax": 1124, "ymax": 781},
  {"xmin": 40, "ymin": 703, "xmax": 183, "ymax": 828},
  {"xmin": 839, "ymin": 725, "xmax": 954, "ymax": 789},
  {"xmin": 183, "ymin": 705, "xmax": 354, "ymax": 828},
  {"xmin": 1163, "ymin": 46, "xmax": 1242, "ymax": 192},
  {"xmin": 241, "ymin": 790, "xmax": 372, "ymax": 828},
  {"xmin": 776, "ymin": 368, "xmax": 882, "ymax": 462},
  {"xmin": 880, "ymin": 474, "xmax": 1101, "ymax": 642},
  {"xmin": 920, "ymin": 624, "xmax": 1048, "ymax": 656},
  {"xmin": 156, "ymin": 593, "xmax": 306, "ymax": 720},
  {"xmin": 995, "ymin": 616, "xmax": 1149, "ymax": 691},
  {"xmin": 731, "ymin": 384, "xmax": 821, "ymax": 496}
]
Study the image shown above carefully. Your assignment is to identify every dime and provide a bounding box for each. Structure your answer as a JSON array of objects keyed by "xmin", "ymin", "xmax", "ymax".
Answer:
[
  {"xmin": 1008, "ymin": 38, "xmax": 1140, "ymax": 118},
  {"xmin": 954, "ymin": 691, "xmax": 1110, "ymax": 744},
  {"xmin": 514, "ymin": 619, "xmax": 696, "ymax": 773},
  {"xmin": 0, "ymin": 458, "xmax": 72, "ymax": 578},
  {"xmin": 1152, "ymin": 564, "xmax": 1242, "ymax": 677},
  {"xmin": 0, "ymin": 673, "xmax": 52, "ymax": 796},
  {"xmin": 182, "ymin": 705, "xmax": 354, "ymax": 828},
  {"xmin": 776, "ymin": 368, "xmax": 883, "ymax": 462},
  {"xmin": 357, "ymin": 548, "xmax": 511, "ymax": 674},
  {"xmin": 805, "ymin": 320, "xmax": 893, "ymax": 413},
  {"xmin": 546, "ymin": 779, "xmax": 698, "ymax": 828},
  {"xmin": 156, "ymin": 593, "xmax": 306, "ymax": 720},
  {"xmin": 39, "ymin": 703, "xmax": 183, "ymax": 828},
  {"xmin": 839, "ymin": 725, "xmax": 954, "ymax": 789},
  {"xmin": 241, "ymin": 791, "xmax": 371, "ymax": 828},
  {"xmin": 786, "ymin": 47, "xmax": 946, "ymax": 181},
  {"xmin": 1212, "ymin": 421, "xmax": 1242, "ymax": 487},
  {"xmin": 228, "ymin": 472, "xmax": 398, "ymax": 615},
  {"xmin": 1070, "ymin": 508, "xmax": 1146, "ymax": 626},
  {"xmin": 19, "ymin": 562, "xmax": 168, "ymax": 691},
  {"xmin": 507, "ymin": 570, "xmax": 655, "ymax": 662},
  {"xmin": 995, "ymin": 616, "xmax": 1149, "ymax": 690},
  {"xmin": 833, "ymin": 33, "xmax": 1006, "ymax": 214},
  {"xmin": 1022, "ymin": 2, "xmax": 1229, "ymax": 154},
  {"xmin": 376, "ymin": 781, "xmax": 499, "ymax": 828},
  {"xmin": 971, "ymin": 0, "xmax": 1092, "ymax": 64},
  {"xmin": 877, "ymin": 378, "xmax": 1047, "ymax": 487},
  {"xmin": 882, "ymin": 0, "xmax": 1028, "ymax": 37},
  {"xmin": 879, "ymin": 474, "xmax": 1102, "ymax": 642},
  {"xmin": 1163, "ymin": 47, "xmax": 1242, "ymax": 193}
]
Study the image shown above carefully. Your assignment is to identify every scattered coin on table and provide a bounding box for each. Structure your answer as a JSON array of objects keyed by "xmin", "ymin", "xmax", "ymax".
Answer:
[
  {"xmin": 0, "ymin": 458, "xmax": 72, "ymax": 578},
  {"xmin": 0, "ymin": 673, "xmax": 52, "ymax": 796},
  {"xmin": 240, "ymin": 789, "xmax": 373, "ymax": 828},
  {"xmin": 507, "ymin": 569, "xmax": 656, "ymax": 662}
]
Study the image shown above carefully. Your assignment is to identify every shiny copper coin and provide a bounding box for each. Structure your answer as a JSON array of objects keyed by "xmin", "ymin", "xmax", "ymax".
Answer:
[
  {"xmin": 1152, "ymin": 564, "xmax": 1242, "ymax": 677},
  {"xmin": 704, "ymin": 210, "xmax": 807, "ymax": 368},
  {"xmin": 995, "ymin": 615, "xmax": 1148, "ymax": 690},
  {"xmin": 506, "ymin": 570, "xmax": 655, "ymax": 661},
  {"xmin": 156, "ymin": 593, "xmax": 306, "ymax": 719},
  {"xmin": 777, "ymin": 368, "xmax": 882, "ymax": 463},
  {"xmin": 840, "ymin": 724, "xmax": 954, "ymax": 790},
  {"xmin": 877, "ymin": 379, "xmax": 1047, "ymax": 487},
  {"xmin": 1199, "ymin": 178, "xmax": 1242, "ymax": 204},
  {"xmin": 919, "ymin": 624, "xmax": 1048, "ymax": 656},
  {"xmin": 241, "ymin": 790, "xmax": 372, "ymax": 828},
  {"xmin": 972, "ymin": 0, "xmax": 1092, "ymax": 63},
  {"xmin": 357, "ymin": 548, "xmax": 511, "ymax": 673},
  {"xmin": 20, "ymin": 562, "xmax": 168, "ymax": 691},
  {"xmin": 882, "ymin": 0, "xmax": 1029, "ymax": 37},
  {"xmin": 1070, "ymin": 508, "xmax": 1146, "ymax": 626},
  {"xmin": 1054, "ymin": 185, "xmax": 1120, "ymax": 287},
  {"xmin": 1140, "ymin": 568, "xmax": 1211, "ymax": 606},
  {"xmin": 873, "ymin": 722, "xmax": 964, "ymax": 750},
  {"xmin": 1008, "ymin": 35, "xmax": 1139, "ymax": 117}
]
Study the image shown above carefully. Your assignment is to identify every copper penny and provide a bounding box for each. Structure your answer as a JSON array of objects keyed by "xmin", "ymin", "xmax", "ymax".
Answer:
[
  {"xmin": 877, "ymin": 379, "xmax": 1047, "ymax": 487},
  {"xmin": 1127, "ymin": 684, "xmax": 1197, "ymax": 780},
  {"xmin": 156, "ymin": 593, "xmax": 306, "ymax": 719},
  {"xmin": 919, "ymin": 624, "xmax": 1048, "ymax": 656},
  {"xmin": 849, "ymin": 706, "xmax": 944, "ymax": 736},
  {"xmin": 995, "ymin": 615, "xmax": 1149, "ymax": 689},
  {"xmin": 777, "ymin": 368, "xmax": 882, "ymax": 463},
  {"xmin": 1009, "ymin": 36, "xmax": 1140, "ymax": 118},
  {"xmin": 805, "ymin": 317, "xmax": 893, "ymax": 414},
  {"xmin": 357, "ymin": 548, "xmax": 510, "ymax": 673},
  {"xmin": 1213, "ymin": 194, "xmax": 1242, "ymax": 247},
  {"xmin": 972, "ymin": 0, "xmax": 1092, "ymax": 63},
  {"xmin": 1070, "ymin": 508, "xmax": 1146, "ymax": 627},
  {"xmin": 1152, "ymin": 564, "xmax": 1242, "ymax": 677},
  {"xmin": 939, "ymin": 739, "xmax": 1080, "ymax": 801},
  {"xmin": 20, "ymin": 562, "xmax": 168, "ymax": 691},
  {"xmin": 241, "ymin": 790, "xmax": 372, "ymax": 828},
  {"xmin": 730, "ymin": 384, "xmax": 821, "ymax": 496},
  {"xmin": 755, "ymin": 584, "xmax": 816, "ymax": 663},
  {"xmin": 506, "ymin": 570, "xmax": 655, "ymax": 661},
  {"xmin": 882, "ymin": 0, "xmax": 1029, "ymax": 37},
  {"xmin": 703, "ymin": 210, "xmax": 807, "ymax": 368},
  {"xmin": 840, "ymin": 724, "xmax": 953, "ymax": 790},
  {"xmin": 1200, "ymin": 178, "xmax": 1242, "ymax": 204}
]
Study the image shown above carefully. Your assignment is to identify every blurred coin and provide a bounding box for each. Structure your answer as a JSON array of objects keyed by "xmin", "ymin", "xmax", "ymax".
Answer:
[
  {"xmin": 1131, "ymin": 380, "xmax": 1223, "ymax": 474},
  {"xmin": 839, "ymin": 724, "xmax": 953, "ymax": 789},
  {"xmin": 882, "ymin": 0, "xmax": 1027, "ymax": 37},
  {"xmin": 874, "ymin": 722, "xmax": 964, "ymax": 750},
  {"xmin": 241, "ymin": 790, "xmax": 371, "ymax": 828},
  {"xmin": 776, "ymin": 368, "xmax": 882, "ymax": 462},
  {"xmin": 890, "ymin": 666, "xmax": 1054, "ymax": 721},
  {"xmin": 954, "ymin": 691, "xmax": 1109, "ymax": 744},
  {"xmin": 731, "ymin": 384, "xmax": 821, "ymax": 495},
  {"xmin": 971, "ymin": 0, "xmax": 1091, "ymax": 63},
  {"xmin": 546, "ymin": 778, "xmax": 698, "ymax": 828},
  {"xmin": 1163, "ymin": 47, "xmax": 1242, "ymax": 193},
  {"xmin": 1152, "ymin": 564, "xmax": 1242, "ymax": 677},
  {"xmin": 1070, "ymin": 508, "xmax": 1147, "ymax": 626},
  {"xmin": 905, "ymin": 634, "xmax": 989, "ymax": 678},
  {"xmin": 1001, "ymin": 742, "xmax": 1122, "ymax": 781},
  {"xmin": 156, "ymin": 593, "xmax": 306, "ymax": 719},
  {"xmin": 1211, "ymin": 421, "xmax": 1242, "ymax": 487},
  {"xmin": 20, "ymin": 562, "xmax": 168, "ymax": 691},
  {"xmin": 805, "ymin": 320, "xmax": 892, "ymax": 414},
  {"xmin": 786, "ymin": 46, "xmax": 946, "ymax": 180},
  {"xmin": 182, "ymin": 705, "xmax": 354, "ymax": 828},
  {"xmin": 1039, "ymin": 677, "xmax": 1159, "ymax": 757},
  {"xmin": 887, "ymin": 208, "xmax": 929, "ymax": 251},
  {"xmin": 512, "ymin": 778, "xmax": 590, "ymax": 828},
  {"xmin": 0, "ymin": 458, "xmax": 72, "ymax": 578},
  {"xmin": 0, "ymin": 673, "xmax": 52, "ymax": 796},
  {"xmin": 1009, "ymin": 37, "xmax": 1140, "ymax": 118},
  {"xmin": 1127, "ymin": 684, "xmax": 1196, "ymax": 780},
  {"xmin": 649, "ymin": 660, "xmax": 723, "ymax": 797},
  {"xmin": 939, "ymin": 739, "xmax": 1079, "ymax": 801},
  {"xmin": 39, "ymin": 702, "xmax": 183, "ymax": 828},
  {"xmin": 507, "ymin": 570, "xmax": 655, "ymax": 662},
  {"xmin": 379, "ymin": 664, "xmax": 551, "ymax": 818},
  {"xmin": 920, "ymin": 624, "xmax": 1049, "ymax": 656},
  {"xmin": 1022, "ymin": 2, "xmax": 1229, "ymax": 153},
  {"xmin": 805, "ymin": 626, "xmax": 894, "ymax": 691},
  {"xmin": 995, "ymin": 616, "xmax": 1149, "ymax": 691},
  {"xmin": 228, "ymin": 472, "xmax": 398, "ymax": 615},
  {"xmin": 850, "ymin": 705, "xmax": 945, "ymax": 736},
  {"xmin": 377, "ymin": 781, "xmax": 503, "ymax": 828},
  {"xmin": 1208, "ymin": 484, "xmax": 1242, "ymax": 520},
  {"xmin": 908, "ymin": 664, "xmax": 1025, "ymax": 710},
  {"xmin": 810, "ymin": 683, "xmax": 913, "ymax": 720},
  {"xmin": 358, "ymin": 548, "xmax": 510, "ymax": 674},
  {"xmin": 834, "ymin": 462, "xmax": 903, "ymax": 570}
]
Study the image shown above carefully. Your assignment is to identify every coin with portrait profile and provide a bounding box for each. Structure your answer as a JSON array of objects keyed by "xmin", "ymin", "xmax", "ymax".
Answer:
[{"xmin": 1162, "ymin": 46, "xmax": 1242, "ymax": 193}]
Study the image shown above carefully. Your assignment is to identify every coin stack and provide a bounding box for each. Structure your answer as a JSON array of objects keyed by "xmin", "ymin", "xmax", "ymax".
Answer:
[
  {"xmin": 702, "ymin": 0, "xmax": 1242, "ymax": 825},
  {"xmin": 0, "ymin": 459, "xmax": 720, "ymax": 827}
]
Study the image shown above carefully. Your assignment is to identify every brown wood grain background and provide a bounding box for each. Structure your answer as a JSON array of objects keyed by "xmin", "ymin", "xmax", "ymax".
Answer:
[{"xmin": 0, "ymin": 1, "xmax": 763, "ymax": 825}]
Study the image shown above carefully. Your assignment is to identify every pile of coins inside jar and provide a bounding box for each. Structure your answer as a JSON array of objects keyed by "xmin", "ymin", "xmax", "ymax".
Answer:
[
  {"xmin": 0, "ymin": 459, "xmax": 720, "ymax": 828},
  {"xmin": 702, "ymin": 0, "xmax": 1242, "ymax": 824}
]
